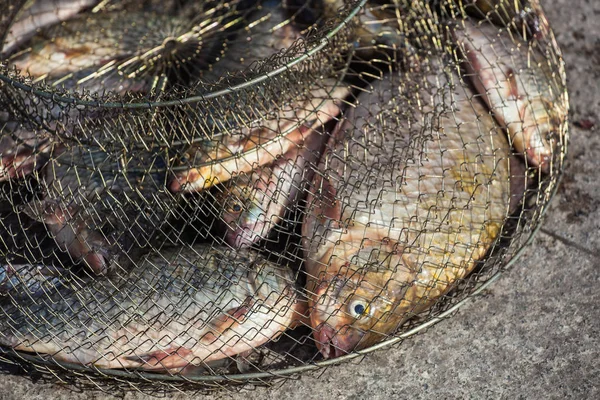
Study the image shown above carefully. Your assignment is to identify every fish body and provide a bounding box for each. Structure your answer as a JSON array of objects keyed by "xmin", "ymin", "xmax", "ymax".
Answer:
[
  {"xmin": 0, "ymin": 261, "xmax": 66, "ymax": 297},
  {"xmin": 0, "ymin": 245, "xmax": 307, "ymax": 371},
  {"xmin": 289, "ymin": 0, "xmax": 408, "ymax": 60},
  {"xmin": 22, "ymin": 146, "xmax": 174, "ymax": 275},
  {"xmin": 0, "ymin": 120, "xmax": 53, "ymax": 182},
  {"xmin": 302, "ymin": 68, "xmax": 511, "ymax": 358},
  {"xmin": 451, "ymin": 18, "xmax": 568, "ymax": 172},
  {"xmin": 196, "ymin": 0, "xmax": 302, "ymax": 88},
  {"xmin": 2, "ymin": 0, "xmax": 99, "ymax": 56},
  {"xmin": 352, "ymin": 3, "xmax": 410, "ymax": 61},
  {"xmin": 464, "ymin": 0, "xmax": 550, "ymax": 41},
  {"xmin": 7, "ymin": 8, "xmax": 209, "ymax": 93},
  {"xmin": 169, "ymin": 80, "xmax": 350, "ymax": 193},
  {"xmin": 214, "ymin": 127, "xmax": 328, "ymax": 248}
]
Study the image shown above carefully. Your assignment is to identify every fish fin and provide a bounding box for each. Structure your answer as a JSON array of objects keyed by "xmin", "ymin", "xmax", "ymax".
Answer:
[
  {"xmin": 318, "ymin": 176, "xmax": 342, "ymax": 230},
  {"xmin": 505, "ymin": 67, "xmax": 520, "ymax": 100},
  {"xmin": 170, "ymin": 168, "xmax": 215, "ymax": 193},
  {"xmin": 123, "ymin": 347, "xmax": 193, "ymax": 370},
  {"xmin": 0, "ymin": 150, "xmax": 38, "ymax": 180},
  {"xmin": 21, "ymin": 199, "xmax": 66, "ymax": 225},
  {"xmin": 83, "ymin": 251, "xmax": 108, "ymax": 276},
  {"xmin": 201, "ymin": 304, "xmax": 251, "ymax": 345}
]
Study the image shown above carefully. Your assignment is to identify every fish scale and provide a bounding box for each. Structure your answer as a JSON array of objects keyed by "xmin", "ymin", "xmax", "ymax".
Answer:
[
  {"xmin": 302, "ymin": 63, "xmax": 512, "ymax": 358},
  {"xmin": 0, "ymin": 245, "xmax": 306, "ymax": 370},
  {"xmin": 22, "ymin": 145, "xmax": 177, "ymax": 274}
]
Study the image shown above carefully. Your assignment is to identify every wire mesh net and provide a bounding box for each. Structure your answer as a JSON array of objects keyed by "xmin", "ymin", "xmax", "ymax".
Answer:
[{"xmin": 0, "ymin": 0, "xmax": 568, "ymax": 393}]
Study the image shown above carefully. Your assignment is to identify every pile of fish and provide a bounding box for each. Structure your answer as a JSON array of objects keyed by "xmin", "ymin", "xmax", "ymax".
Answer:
[{"xmin": 0, "ymin": 0, "xmax": 567, "ymax": 378}]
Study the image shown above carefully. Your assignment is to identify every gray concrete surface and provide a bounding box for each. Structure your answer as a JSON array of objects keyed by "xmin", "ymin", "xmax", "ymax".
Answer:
[{"xmin": 0, "ymin": 0, "xmax": 598, "ymax": 398}]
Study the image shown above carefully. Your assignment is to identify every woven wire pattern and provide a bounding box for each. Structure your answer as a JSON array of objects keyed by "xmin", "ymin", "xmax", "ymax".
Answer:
[{"xmin": 0, "ymin": 0, "xmax": 568, "ymax": 393}]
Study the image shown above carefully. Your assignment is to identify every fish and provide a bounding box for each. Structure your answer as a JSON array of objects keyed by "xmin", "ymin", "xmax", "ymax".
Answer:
[
  {"xmin": 213, "ymin": 127, "xmax": 328, "ymax": 248},
  {"xmin": 450, "ymin": 18, "xmax": 568, "ymax": 173},
  {"xmin": 286, "ymin": 0, "xmax": 409, "ymax": 61},
  {"xmin": 166, "ymin": 1, "xmax": 346, "ymax": 194},
  {"xmin": 169, "ymin": 80, "xmax": 350, "ymax": 193},
  {"xmin": 21, "ymin": 145, "xmax": 176, "ymax": 275},
  {"xmin": 0, "ymin": 261, "xmax": 66, "ymax": 297},
  {"xmin": 0, "ymin": 244, "xmax": 308, "ymax": 371},
  {"xmin": 195, "ymin": 0, "xmax": 303, "ymax": 88},
  {"xmin": 1, "ymin": 0, "xmax": 99, "ymax": 56},
  {"xmin": 6, "ymin": 7, "xmax": 213, "ymax": 94},
  {"xmin": 301, "ymin": 67, "xmax": 512, "ymax": 358},
  {"xmin": 462, "ymin": 0, "xmax": 550, "ymax": 41},
  {"xmin": 0, "ymin": 120, "xmax": 53, "ymax": 182}
]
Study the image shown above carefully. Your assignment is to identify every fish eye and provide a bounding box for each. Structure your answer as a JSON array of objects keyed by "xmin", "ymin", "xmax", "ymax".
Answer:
[
  {"xmin": 348, "ymin": 299, "xmax": 370, "ymax": 319},
  {"xmin": 227, "ymin": 202, "xmax": 243, "ymax": 214}
]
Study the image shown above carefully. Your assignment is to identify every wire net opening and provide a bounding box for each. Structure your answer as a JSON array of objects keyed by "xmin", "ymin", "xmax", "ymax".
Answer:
[{"xmin": 0, "ymin": 0, "xmax": 568, "ymax": 394}]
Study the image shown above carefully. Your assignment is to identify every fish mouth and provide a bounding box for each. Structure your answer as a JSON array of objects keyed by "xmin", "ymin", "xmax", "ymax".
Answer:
[
  {"xmin": 526, "ymin": 146, "xmax": 551, "ymax": 173},
  {"xmin": 314, "ymin": 323, "xmax": 353, "ymax": 360}
]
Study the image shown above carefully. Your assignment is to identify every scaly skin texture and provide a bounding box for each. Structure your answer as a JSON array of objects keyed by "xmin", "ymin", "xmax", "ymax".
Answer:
[
  {"xmin": 7, "ymin": 9, "xmax": 202, "ymax": 92},
  {"xmin": 195, "ymin": 0, "xmax": 303, "ymax": 88},
  {"xmin": 464, "ymin": 0, "xmax": 551, "ymax": 41},
  {"xmin": 0, "ymin": 121, "xmax": 53, "ymax": 182},
  {"xmin": 451, "ymin": 18, "xmax": 568, "ymax": 173},
  {"xmin": 2, "ymin": 0, "xmax": 99, "ymax": 55},
  {"xmin": 0, "ymin": 244, "xmax": 307, "ymax": 371},
  {"xmin": 302, "ymin": 67, "xmax": 511, "ymax": 359},
  {"xmin": 213, "ymin": 127, "xmax": 328, "ymax": 248},
  {"xmin": 0, "ymin": 262, "xmax": 66, "ymax": 296},
  {"xmin": 169, "ymin": 81, "xmax": 350, "ymax": 193},
  {"xmin": 21, "ymin": 146, "xmax": 176, "ymax": 275}
]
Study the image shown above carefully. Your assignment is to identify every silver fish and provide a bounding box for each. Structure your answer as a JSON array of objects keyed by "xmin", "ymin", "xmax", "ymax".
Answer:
[
  {"xmin": 2, "ymin": 0, "xmax": 100, "ymax": 56},
  {"xmin": 169, "ymin": 79, "xmax": 350, "ymax": 193},
  {"xmin": 451, "ymin": 18, "xmax": 568, "ymax": 172},
  {"xmin": 196, "ymin": 0, "xmax": 302, "ymax": 88},
  {"xmin": 0, "ymin": 261, "xmax": 66, "ymax": 297},
  {"xmin": 302, "ymin": 67, "xmax": 511, "ymax": 358},
  {"xmin": 6, "ymin": 9, "xmax": 205, "ymax": 93},
  {"xmin": 0, "ymin": 244, "xmax": 308, "ymax": 371},
  {"xmin": 213, "ymin": 127, "xmax": 328, "ymax": 248}
]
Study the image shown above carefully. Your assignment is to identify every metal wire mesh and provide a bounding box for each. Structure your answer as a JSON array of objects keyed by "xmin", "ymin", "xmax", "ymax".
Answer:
[{"xmin": 0, "ymin": 0, "xmax": 568, "ymax": 394}]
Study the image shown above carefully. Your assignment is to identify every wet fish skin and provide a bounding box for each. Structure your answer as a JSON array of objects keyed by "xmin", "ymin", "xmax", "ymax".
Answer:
[
  {"xmin": 169, "ymin": 80, "xmax": 350, "ymax": 193},
  {"xmin": 21, "ymin": 146, "xmax": 174, "ymax": 275},
  {"xmin": 463, "ymin": 0, "xmax": 550, "ymax": 41},
  {"xmin": 293, "ymin": 0, "xmax": 408, "ymax": 60},
  {"xmin": 0, "ymin": 262, "xmax": 66, "ymax": 297},
  {"xmin": 196, "ymin": 0, "xmax": 302, "ymax": 87},
  {"xmin": 0, "ymin": 121, "xmax": 53, "ymax": 182},
  {"xmin": 0, "ymin": 244, "xmax": 308, "ymax": 370},
  {"xmin": 7, "ymin": 10, "xmax": 198, "ymax": 90},
  {"xmin": 302, "ymin": 67, "xmax": 511, "ymax": 358},
  {"xmin": 451, "ymin": 18, "xmax": 568, "ymax": 173},
  {"xmin": 2, "ymin": 0, "xmax": 99, "ymax": 56},
  {"xmin": 214, "ymin": 127, "xmax": 328, "ymax": 248}
]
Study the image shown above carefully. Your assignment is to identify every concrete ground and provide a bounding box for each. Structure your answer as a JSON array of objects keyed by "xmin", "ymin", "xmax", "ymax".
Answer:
[{"xmin": 0, "ymin": 0, "xmax": 598, "ymax": 398}]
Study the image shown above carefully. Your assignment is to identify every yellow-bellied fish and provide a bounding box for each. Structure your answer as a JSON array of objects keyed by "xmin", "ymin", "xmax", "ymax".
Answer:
[{"xmin": 302, "ymin": 67, "xmax": 511, "ymax": 358}]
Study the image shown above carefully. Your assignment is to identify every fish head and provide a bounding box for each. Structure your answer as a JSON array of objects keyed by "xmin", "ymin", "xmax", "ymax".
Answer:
[
  {"xmin": 518, "ymin": 96, "xmax": 566, "ymax": 173},
  {"xmin": 307, "ymin": 247, "xmax": 418, "ymax": 359},
  {"xmin": 216, "ymin": 175, "xmax": 269, "ymax": 247},
  {"xmin": 21, "ymin": 200, "xmax": 109, "ymax": 274}
]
